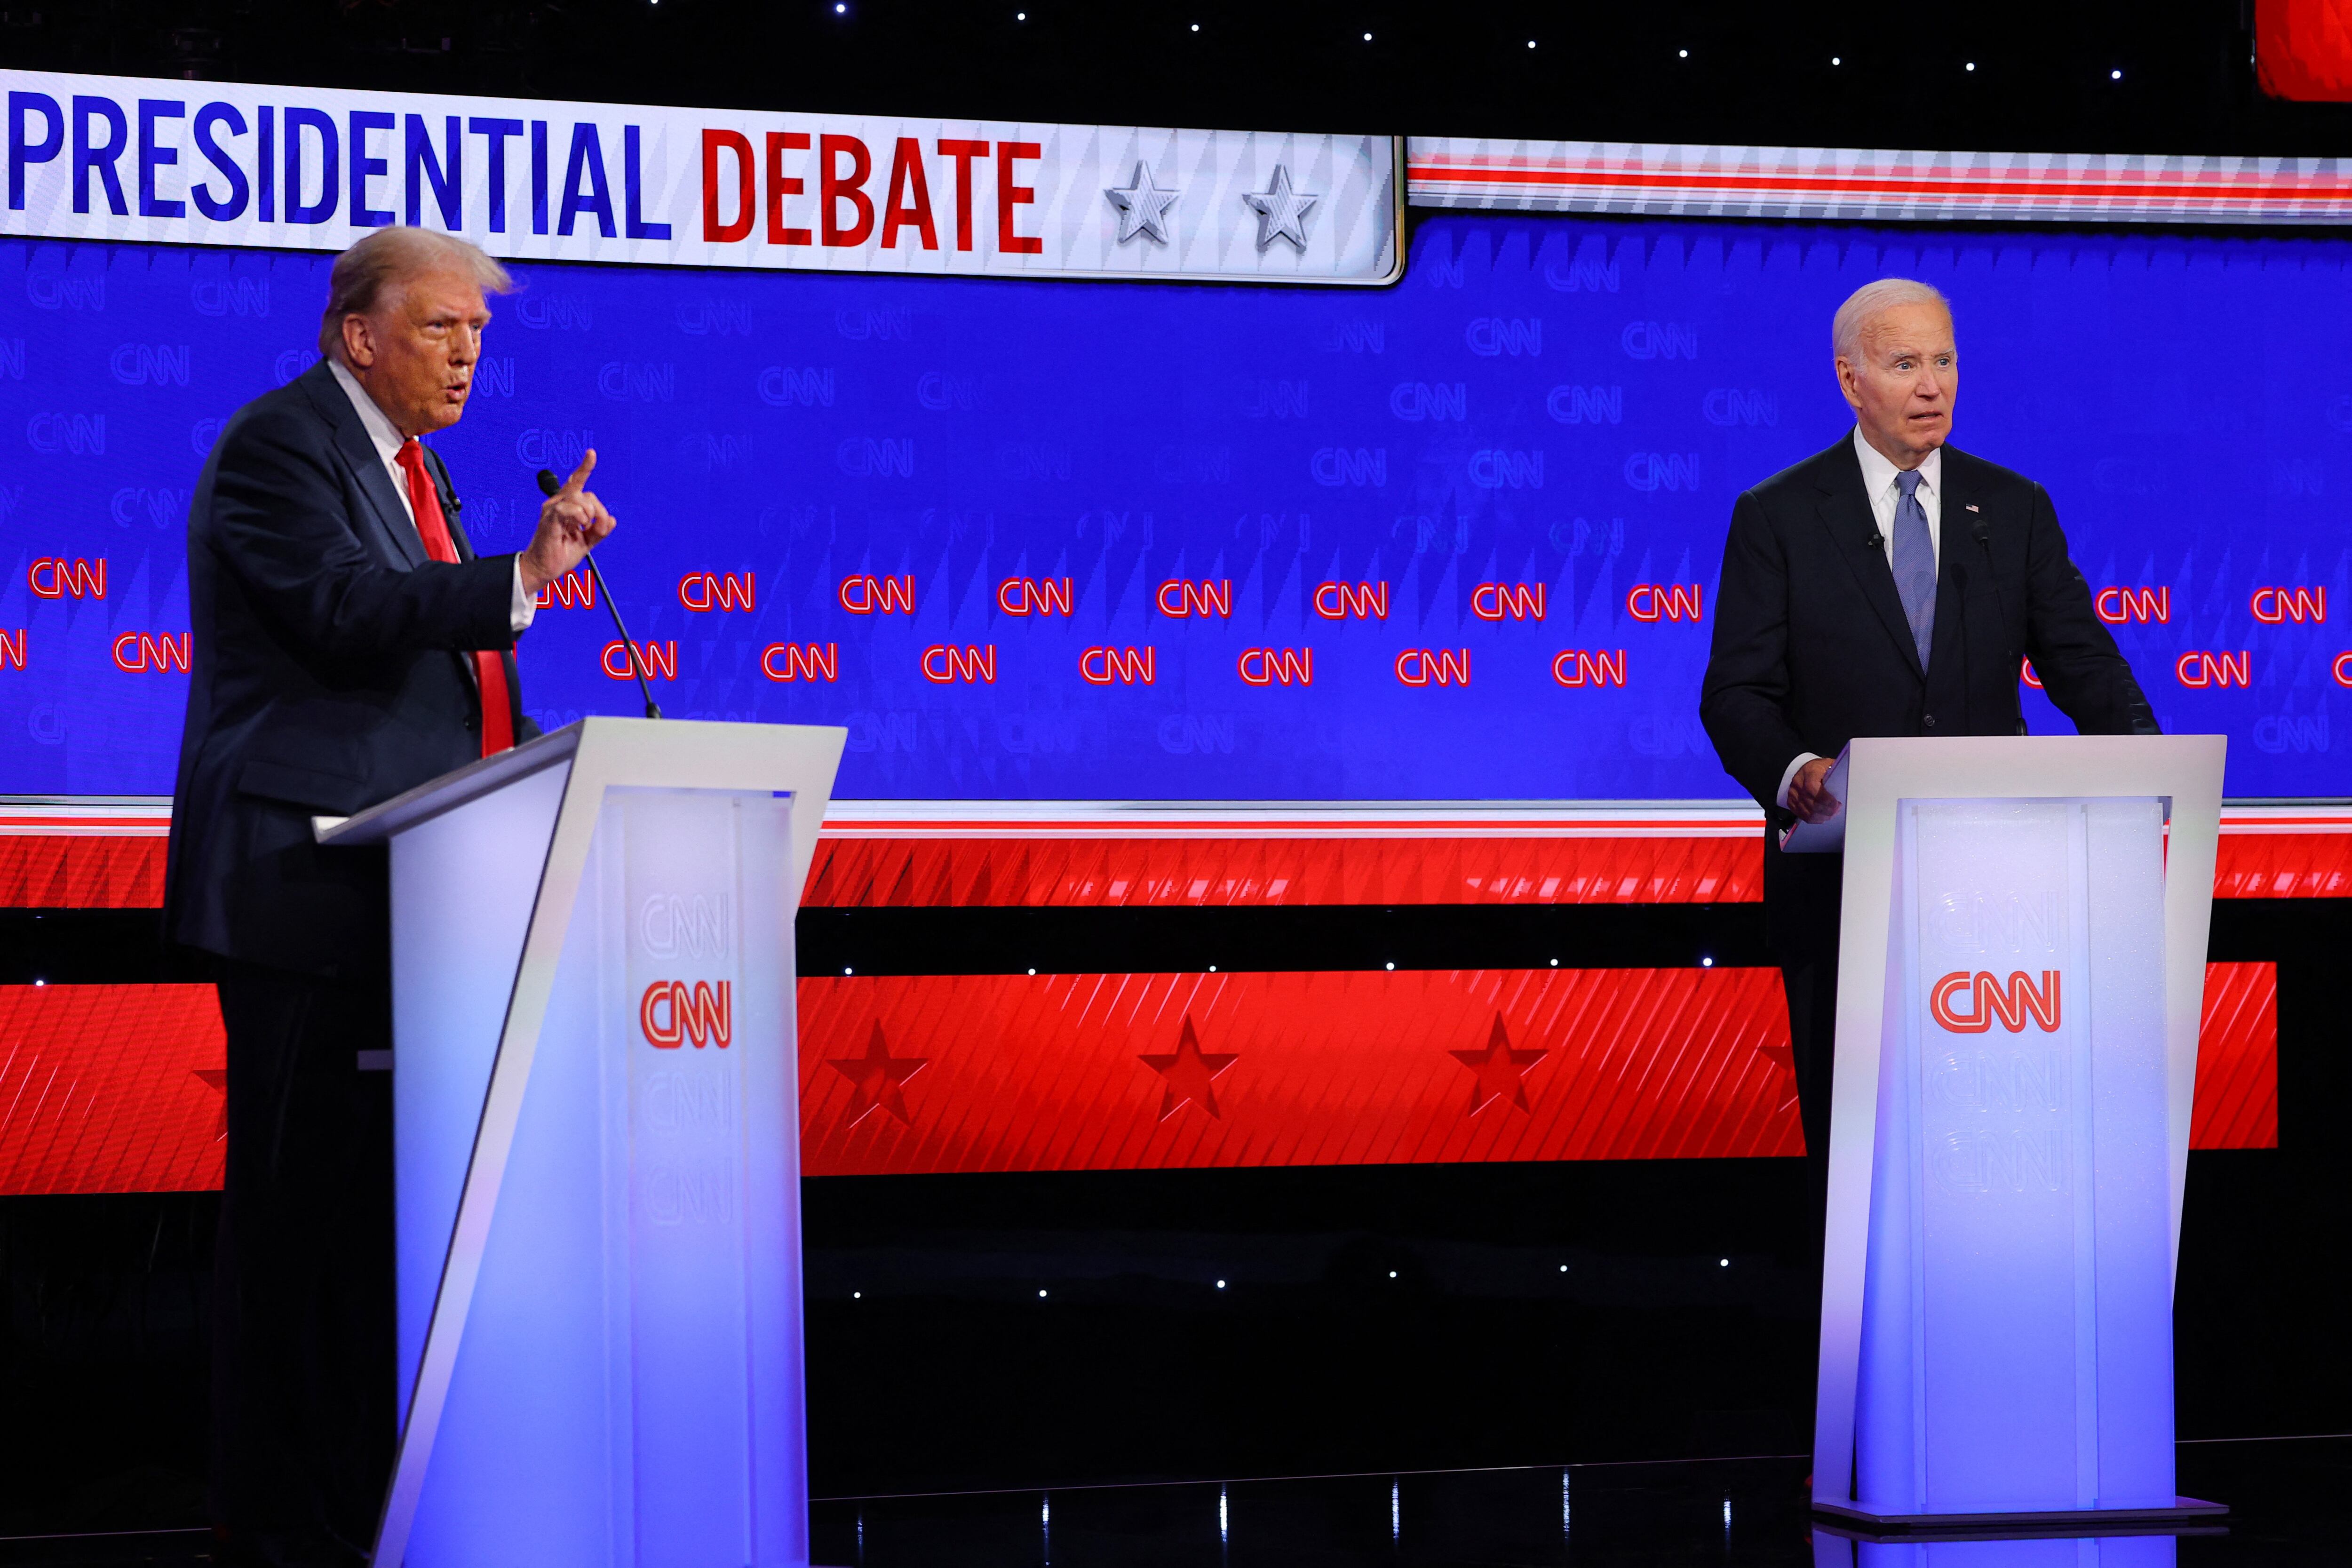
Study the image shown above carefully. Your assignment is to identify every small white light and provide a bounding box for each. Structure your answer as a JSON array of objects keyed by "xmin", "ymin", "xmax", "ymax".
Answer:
[
  {"xmin": 1549, "ymin": 958, "xmax": 1559, "ymax": 967},
  {"xmin": 2111, "ymin": 68, "xmax": 2122, "ymax": 80},
  {"xmin": 1038, "ymin": 1289, "xmax": 1048, "ymax": 1297},
  {"xmin": 853, "ymin": 1290, "xmax": 862, "ymax": 1298},
  {"xmin": 1719, "ymin": 1258, "xmax": 1730, "ymax": 1267},
  {"xmin": 1363, "ymin": 31, "xmax": 1374, "ymax": 41},
  {"xmin": 1190, "ymin": 20, "xmax": 1199, "ymax": 29},
  {"xmin": 1700, "ymin": 955, "xmax": 1714, "ymax": 968},
  {"xmin": 1965, "ymin": 61, "xmax": 1976, "ymax": 71},
  {"xmin": 842, "ymin": 966, "xmax": 853, "ymax": 976},
  {"xmin": 1527, "ymin": 39, "xmax": 1536, "ymax": 48},
  {"xmin": 834, "ymin": 1, "xmax": 846, "ymax": 10},
  {"xmin": 1830, "ymin": 56, "xmax": 1840, "ymax": 65},
  {"xmin": 1388, "ymin": 1270, "xmax": 1398, "ymax": 1278},
  {"xmin": 1028, "ymin": 967, "xmax": 1037, "ymax": 975},
  {"xmin": 1216, "ymin": 1279, "xmax": 1227, "ymax": 1288},
  {"xmin": 1559, "ymin": 1264, "xmax": 1568, "ymax": 1273},
  {"xmin": 1208, "ymin": 964, "xmax": 1216, "ymax": 972},
  {"xmin": 1678, "ymin": 48, "xmax": 1688, "ymax": 58},
  {"xmin": 32, "ymin": 979, "xmax": 45, "ymax": 988},
  {"xmin": 1384, "ymin": 961, "xmax": 1395, "ymax": 971}
]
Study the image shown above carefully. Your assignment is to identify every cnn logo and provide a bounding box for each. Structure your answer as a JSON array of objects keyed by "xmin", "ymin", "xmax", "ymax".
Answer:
[
  {"xmin": 640, "ymin": 980, "xmax": 732, "ymax": 1049},
  {"xmin": 1931, "ymin": 970, "xmax": 2061, "ymax": 1034}
]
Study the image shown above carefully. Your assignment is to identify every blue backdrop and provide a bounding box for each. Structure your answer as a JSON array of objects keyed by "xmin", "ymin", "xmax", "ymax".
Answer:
[{"xmin": 0, "ymin": 217, "xmax": 2343, "ymax": 800}]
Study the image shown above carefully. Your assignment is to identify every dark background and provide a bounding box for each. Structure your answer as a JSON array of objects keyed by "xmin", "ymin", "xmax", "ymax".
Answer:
[
  {"xmin": 0, "ymin": 898, "xmax": 2344, "ymax": 1532},
  {"xmin": 4, "ymin": 0, "xmax": 2350, "ymax": 1537}
]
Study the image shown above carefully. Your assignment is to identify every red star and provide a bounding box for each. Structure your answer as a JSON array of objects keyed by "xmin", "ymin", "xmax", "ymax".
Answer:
[
  {"xmin": 827, "ymin": 1023, "xmax": 927, "ymax": 1126},
  {"xmin": 194, "ymin": 1068, "xmax": 228, "ymax": 1141},
  {"xmin": 1138, "ymin": 1014, "xmax": 1238, "ymax": 1121},
  {"xmin": 1756, "ymin": 1039, "xmax": 1799, "ymax": 1112},
  {"xmin": 1449, "ymin": 1011, "xmax": 1547, "ymax": 1115}
]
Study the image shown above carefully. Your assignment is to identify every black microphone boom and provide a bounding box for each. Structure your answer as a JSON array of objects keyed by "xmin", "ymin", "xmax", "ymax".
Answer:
[{"xmin": 537, "ymin": 467, "xmax": 660, "ymax": 720}]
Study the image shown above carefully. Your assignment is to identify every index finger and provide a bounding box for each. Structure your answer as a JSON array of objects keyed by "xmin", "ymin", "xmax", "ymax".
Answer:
[{"xmin": 560, "ymin": 449, "xmax": 598, "ymax": 497}]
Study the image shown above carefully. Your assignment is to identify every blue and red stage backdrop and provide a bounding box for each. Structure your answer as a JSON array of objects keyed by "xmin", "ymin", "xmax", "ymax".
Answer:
[{"xmin": 3, "ymin": 216, "xmax": 2344, "ymax": 799}]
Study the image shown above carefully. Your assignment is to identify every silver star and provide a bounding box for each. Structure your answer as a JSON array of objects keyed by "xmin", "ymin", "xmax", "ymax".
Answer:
[
  {"xmin": 1242, "ymin": 165, "xmax": 1319, "ymax": 253},
  {"xmin": 1105, "ymin": 161, "xmax": 1181, "ymax": 245}
]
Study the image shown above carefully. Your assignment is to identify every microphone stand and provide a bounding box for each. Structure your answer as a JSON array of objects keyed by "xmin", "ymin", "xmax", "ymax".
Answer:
[{"xmin": 538, "ymin": 468, "xmax": 660, "ymax": 719}]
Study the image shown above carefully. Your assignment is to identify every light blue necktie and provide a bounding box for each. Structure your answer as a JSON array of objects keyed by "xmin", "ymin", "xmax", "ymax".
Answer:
[{"xmin": 1892, "ymin": 467, "xmax": 1936, "ymax": 668}]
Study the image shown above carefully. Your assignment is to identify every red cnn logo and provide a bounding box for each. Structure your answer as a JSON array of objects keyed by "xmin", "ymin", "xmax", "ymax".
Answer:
[
  {"xmin": 1156, "ymin": 579, "xmax": 1232, "ymax": 618},
  {"xmin": 1079, "ymin": 645, "xmax": 1156, "ymax": 685},
  {"xmin": 1551, "ymin": 649, "xmax": 1627, "ymax": 687},
  {"xmin": 27, "ymin": 557, "xmax": 105, "ymax": 600},
  {"xmin": 2175, "ymin": 650, "xmax": 2250, "ymax": 688},
  {"xmin": 761, "ymin": 642, "xmax": 838, "ymax": 681},
  {"xmin": 1470, "ymin": 582, "xmax": 1546, "ymax": 621},
  {"xmin": 641, "ymin": 980, "xmax": 732, "ymax": 1049},
  {"xmin": 679, "ymin": 571, "xmax": 755, "ymax": 611},
  {"xmin": 998, "ymin": 577, "xmax": 1073, "ymax": 615},
  {"xmin": 1237, "ymin": 647, "xmax": 1312, "ymax": 686},
  {"xmin": 1930, "ymin": 970, "xmax": 2061, "ymax": 1034},
  {"xmin": 839, "ymin": 574, "xmax": 916, "ymax": 614},
  {"xmin": 922, "ymin": 644, "xmax": 997, "ymax": 683},
  {"xmin": 2094, "ymin": 586, "xmax": 2169, "ymax": 625},
  {"xmin": 604, "ymin": 640, "xmax": 678, "ymax": 680},
  {"xmin": 1394, "ymin": 648, "xmax": 1471, "ymax": 686},
  {"xmin": 534, "ymin": 568, "xmax": 596, "ymax": 609},
  {"xmin": 1312, "ymin": 581, "xmax": 1388, "ymax": 621},
  {"xmin": 1625, "ymin": 583, "xmax": 1703, "ymax": 622},
  {"xmin": 111, "ymin": 632, "xmax": 191, "ymax": 673},
  {"xmin": 2251, "ymin": 586, "xmax": 2326, "ymax": 624}
]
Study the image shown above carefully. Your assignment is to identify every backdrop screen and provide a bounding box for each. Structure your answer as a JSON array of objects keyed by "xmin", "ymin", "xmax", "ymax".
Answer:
[{"xmin": 0, "ymin": 216, "xmax": 2342, "ymax": 799}]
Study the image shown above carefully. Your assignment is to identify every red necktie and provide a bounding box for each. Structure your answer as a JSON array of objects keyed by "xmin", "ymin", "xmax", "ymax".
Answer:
[{"xmin": 396, "ymin": 439, "xmax": 515, "ymax": 757}]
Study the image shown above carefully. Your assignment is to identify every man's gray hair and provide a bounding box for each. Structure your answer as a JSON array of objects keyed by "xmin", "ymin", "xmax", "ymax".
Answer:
[
  {"xmin": 1832, "ymin": 278, "xmax": 1952, "ymax": 362},
  {"xmin": 318, "ymin": 227, "xmax": 514, "ymax": 357}
]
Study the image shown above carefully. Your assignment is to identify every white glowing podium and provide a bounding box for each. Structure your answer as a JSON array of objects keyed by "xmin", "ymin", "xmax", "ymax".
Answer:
[
  {"xmin": 1795, "ymin": 735, "xmax": 2227, "ymax": 1529},
  {"xmin": 318, "ymin": 718, "xmax": 845, "ymax": 1568}
]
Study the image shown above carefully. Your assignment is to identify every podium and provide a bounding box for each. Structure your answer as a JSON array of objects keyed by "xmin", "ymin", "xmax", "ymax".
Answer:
[
  {"xmin": 1799, "ymin": 736, "xmax": 2227, "ymax": 1528},
  {"xmin": 317, "ymin": 718, "xmax": 846, "ymax": 1568}
]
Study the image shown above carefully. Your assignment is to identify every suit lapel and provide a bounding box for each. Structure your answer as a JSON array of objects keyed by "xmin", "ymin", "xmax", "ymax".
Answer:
[
  {"xmin": 298, "ymin": 363, "xmax": 427, "ymax": 570},
  {"xmin": 1813, "ymin": 439, "xmax": 1924, "ymax": 680}
]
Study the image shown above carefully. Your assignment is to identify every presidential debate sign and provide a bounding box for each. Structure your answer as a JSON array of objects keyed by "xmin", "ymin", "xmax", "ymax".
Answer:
[
  {"xmin": 0, "ymin": 78, "xmax": 2344, "ymax": 802},
  {"xmin": 1, "ymin": 69, "xmax": 1399, "ymax": 284}
]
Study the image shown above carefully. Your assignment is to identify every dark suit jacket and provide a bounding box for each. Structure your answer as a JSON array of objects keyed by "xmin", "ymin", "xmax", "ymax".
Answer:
[
  {"xmin": 166, "ymin": 360, "xmax": 534, "ymax": 979},
  {"xmin": 1699, "ymin": 432, "xmax": 2157, "ymax": 960}
]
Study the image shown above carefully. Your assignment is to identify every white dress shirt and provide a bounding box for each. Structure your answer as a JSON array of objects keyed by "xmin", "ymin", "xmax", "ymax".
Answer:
[
  {"xmin": 328, "ymin": 358, "xmax": 535, "ymax": 633},
  {"xmin": 1773, "ymin": 430, "xmax": 1947, "ymax": 811}
]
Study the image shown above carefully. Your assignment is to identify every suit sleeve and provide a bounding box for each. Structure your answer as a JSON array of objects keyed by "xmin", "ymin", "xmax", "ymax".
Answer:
[
  {"xmin": 207, "ymin": 405, "xmax": 517, "ymax": 665},
  {"xmin": 2018, "ymin": 482, "xmax": 2159, "ymax": 736},
  {"xmin": 1700, "ymin": 490, "xmax": 1810, "ymax": 811}
]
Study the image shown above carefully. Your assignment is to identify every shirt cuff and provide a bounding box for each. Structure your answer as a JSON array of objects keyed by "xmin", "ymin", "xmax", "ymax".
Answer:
[
  {"xmin": 1775, "ymin": 752, "xmax": 1823, "ymax": 812},
  {"xmin": 510, "ymin": 558, "xmax": 537, "ymax": 633}
]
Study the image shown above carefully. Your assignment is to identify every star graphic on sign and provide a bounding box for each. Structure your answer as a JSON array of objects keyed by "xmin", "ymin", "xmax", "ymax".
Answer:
[
  {"xmin": 827, "ymin": 1023, "xmax": 927, "ymax": 1127},
  {"xmin": 1755, "ymin": 1039, "xmax": 1799, "ymax": 1114},
  {"xmin": 1242, "ymin": 165, "xmax": 1319, "ymax": 253},
  {"xmin": 1449, "ymin": 1012, "xmax": 1548, "ymax": 1116},
  {"xmin": 1139, "ymin": 1014, "xmax": 1239, "ymax": 1121},
  {"xmin": 1105, "ymin": 161, "xmax": 1181, "ymax": 245},
  {"xmin": 194, "ymin": 1068, "xmax": 228, "ymax": 1141}
]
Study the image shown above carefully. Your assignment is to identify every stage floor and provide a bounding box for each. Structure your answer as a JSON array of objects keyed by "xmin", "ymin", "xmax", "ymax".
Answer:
[{"xmin": 6, "ymin": 1439, "xmax": 2346, "ymax": 1565}]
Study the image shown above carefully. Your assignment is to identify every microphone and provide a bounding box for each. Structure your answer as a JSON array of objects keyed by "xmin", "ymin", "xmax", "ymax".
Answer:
[{"xmin": 537, "ymin": 468, "xmax": 661, "ymax": 720}]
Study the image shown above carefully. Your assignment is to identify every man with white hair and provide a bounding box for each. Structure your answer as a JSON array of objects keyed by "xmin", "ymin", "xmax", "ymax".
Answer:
[
  {"xmin": 164, "ymin": 227, "xmax": 616, "ymax": 1566},
  {"xmin": 1700, "ymin": 277, "xmax": 2155, "ymax": 1207}
]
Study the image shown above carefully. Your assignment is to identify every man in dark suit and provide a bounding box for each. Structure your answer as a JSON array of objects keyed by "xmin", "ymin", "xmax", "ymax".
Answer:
[
  {"xmin": 165, "ymin": 227, "xmax": 615, "ymax": 1567},
  {"xmin": 1700, "ymin": 278, "xmax": 2156, "ymax": 1198}
]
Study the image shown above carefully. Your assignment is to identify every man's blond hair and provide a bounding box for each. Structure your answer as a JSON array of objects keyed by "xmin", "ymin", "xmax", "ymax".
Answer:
[{"xmin": 318, "ymin": 228, "xmax": 514, "ymax": 358}]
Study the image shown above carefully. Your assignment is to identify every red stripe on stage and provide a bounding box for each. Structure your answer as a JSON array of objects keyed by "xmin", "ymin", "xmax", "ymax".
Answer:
[
  {"xmin": 2193, "ymin": 963, "xmax": 2278, "ymax": 1153},
  {"xmin": 0, "ymin": 984, "xmax": 225, "ymax": 1195},
  {"xmin": 0, "ymin": 828, "xmax": 2343, "ymax": 910},
  {"xmin": 0, "ymin": 964, "xmax": 2280, "ymax": 1194},
  {"xmin": 0, "ymin": 836, "xmax": 168, "ymax": 908}
]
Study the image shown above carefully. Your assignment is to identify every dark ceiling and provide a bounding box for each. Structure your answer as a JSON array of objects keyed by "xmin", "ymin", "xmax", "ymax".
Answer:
[{"xmin": 5, "ymin": 0, "xmax": 2350, "ymax": 159}]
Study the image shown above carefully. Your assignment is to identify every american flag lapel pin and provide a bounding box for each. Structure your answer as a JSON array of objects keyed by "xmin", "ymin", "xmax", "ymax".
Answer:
[{"xmin": 1965, "ymin": 503, "xmax": 1980, "ymax": 512}]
